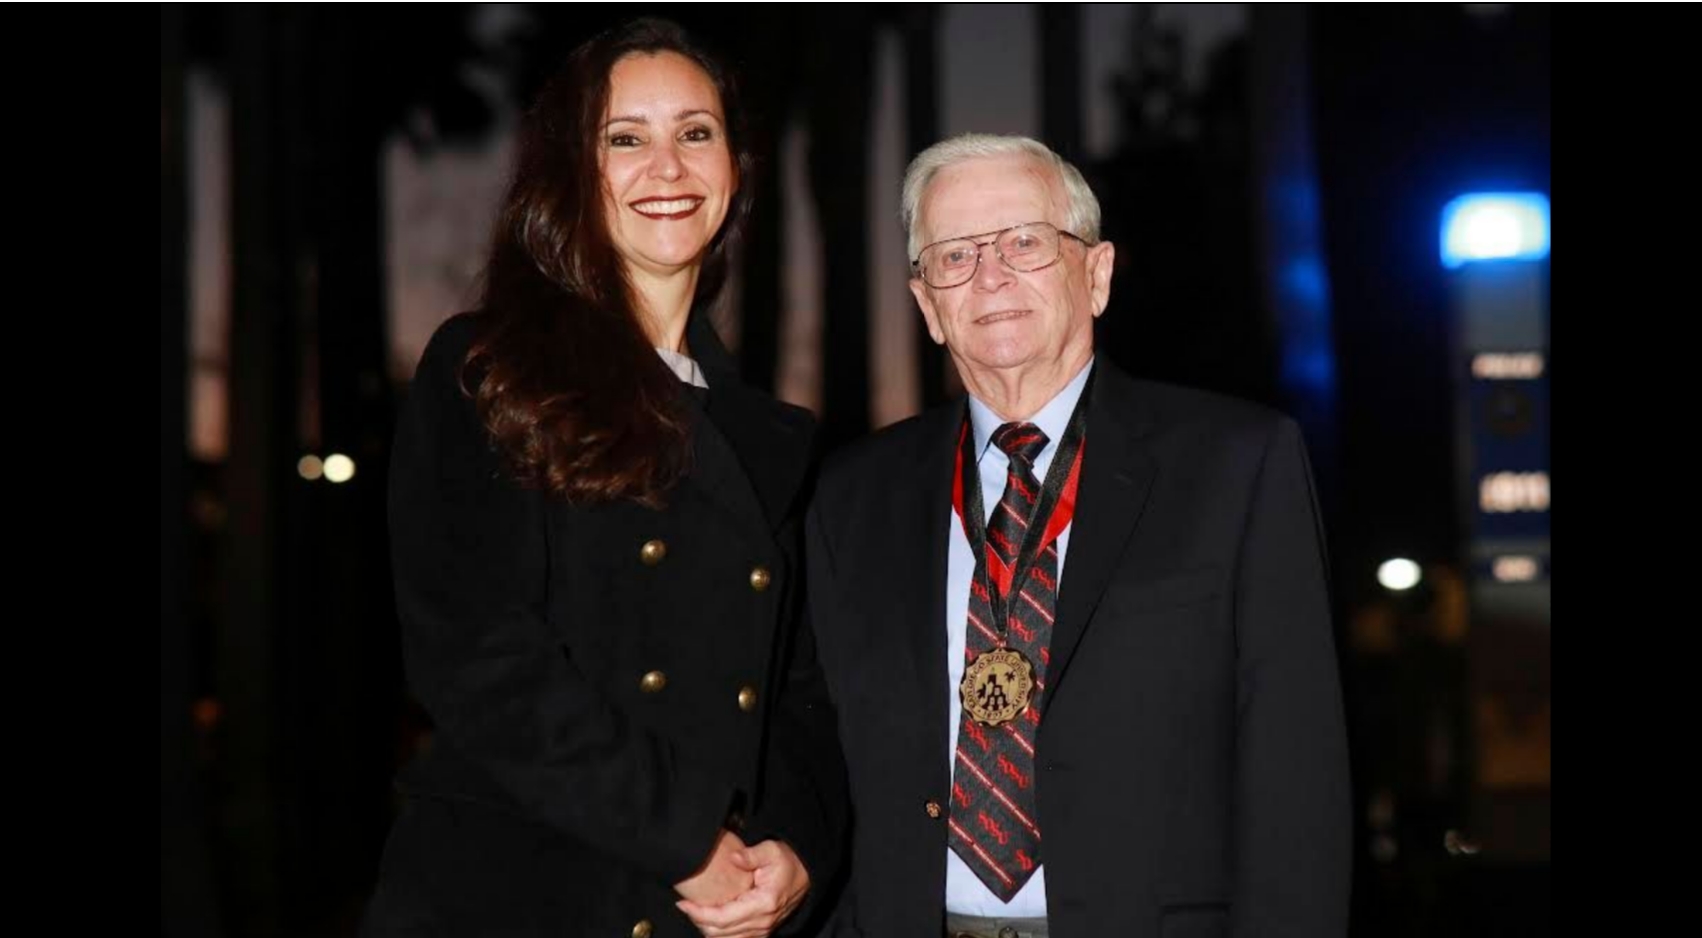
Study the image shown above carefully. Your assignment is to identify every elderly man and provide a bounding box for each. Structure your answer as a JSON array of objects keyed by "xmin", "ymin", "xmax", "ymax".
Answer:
[{"xmin": 806, "ymin": 134, "xmax": 1351, "ymax": 938}]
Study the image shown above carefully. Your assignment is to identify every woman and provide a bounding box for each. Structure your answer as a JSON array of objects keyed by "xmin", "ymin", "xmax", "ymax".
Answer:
[{"xmin": 362, "ymin": 18, "xmax": 844, "ymax": 938}]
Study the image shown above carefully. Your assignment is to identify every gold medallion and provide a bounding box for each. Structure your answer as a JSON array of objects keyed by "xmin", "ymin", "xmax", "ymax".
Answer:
[{"xmin": 959, "ymin": 647, "xmax": 1035, "ymax": 726}]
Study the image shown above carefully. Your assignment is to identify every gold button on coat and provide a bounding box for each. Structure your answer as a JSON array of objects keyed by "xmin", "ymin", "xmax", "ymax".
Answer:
[
  {"xmin": 639, "ymin": 540, "xmax": 667, "ymax": 565},
  {"xmin": 639, "ymin": 671, "xmax": 667, "ymax": 694}
]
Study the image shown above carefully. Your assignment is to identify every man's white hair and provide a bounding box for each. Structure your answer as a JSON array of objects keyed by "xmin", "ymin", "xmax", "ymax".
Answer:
[{"xmin": 900, "ymin": 133, "xmax": 1102, "ymax": 262}]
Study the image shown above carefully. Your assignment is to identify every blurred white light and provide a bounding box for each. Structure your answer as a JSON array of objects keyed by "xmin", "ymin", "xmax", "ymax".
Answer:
[
  {"xmin": 324, "ymin": 454, "xmax": 356, "ymax": 484},
  {"xmin": 1471, "ymin": 352, "xmax": 1544, "ymax": 380},
  {"xmin": 1441, "ymin": 193, "xmax": 1550, "ymax": 268},
  {"xmin": 1480, "ymin": 471, "xmax": 1549, "ymax": 513},
  {"xmin": 1492, "ymin": 555, "xmax": 1541, "ymax": 583},
  {"xmin": 1378, "ymin": 558, "xmax": 1422, "ymax": 592},
  {"xmin": 297, "ymin": 455, "xmax": 324, "ymax": 481}
]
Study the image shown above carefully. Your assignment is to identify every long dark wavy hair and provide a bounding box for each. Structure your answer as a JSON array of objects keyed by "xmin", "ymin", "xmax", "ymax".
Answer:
[{"xmin": 463, "ymin": 17, "xmax": 754, "ymax": 508}]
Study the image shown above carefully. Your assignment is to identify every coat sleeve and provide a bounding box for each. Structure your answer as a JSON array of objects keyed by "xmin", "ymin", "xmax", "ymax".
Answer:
[{"xmin": 1230, "ymin": 416, "xmax": 1352, "ymax": 937}]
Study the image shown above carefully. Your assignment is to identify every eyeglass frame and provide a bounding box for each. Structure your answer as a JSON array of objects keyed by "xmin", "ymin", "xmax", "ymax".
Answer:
[{"xmin": 909, "ymin": 221, "xmax": 1091, "ymax": 289}]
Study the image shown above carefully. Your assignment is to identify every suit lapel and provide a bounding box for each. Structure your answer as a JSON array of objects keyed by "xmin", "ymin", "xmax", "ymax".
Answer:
[{"xmin": 1043, "ymin": 363, "xmax": 1157, "ymax": 715}]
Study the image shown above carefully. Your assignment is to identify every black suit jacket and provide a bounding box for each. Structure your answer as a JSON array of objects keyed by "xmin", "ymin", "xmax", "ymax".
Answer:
[
  {"xmin": 363, "ymin": 311, "xmax": 847, "ymax": 938},
  {"xmin": 806, "ymin": 360, "xmax": 1349, "ymax": 938}
]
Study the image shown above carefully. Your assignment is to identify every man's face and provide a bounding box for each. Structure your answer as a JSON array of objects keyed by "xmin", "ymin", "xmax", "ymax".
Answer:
[{"xmin": 909, "ymin": 154, "xmax": 1113, "ymax": 380}]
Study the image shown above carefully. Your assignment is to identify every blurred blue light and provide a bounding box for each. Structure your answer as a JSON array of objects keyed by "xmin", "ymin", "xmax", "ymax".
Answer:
[{"xmin": 1441, "ymin": 193, "xmax": 1550, "ymax": 268}]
